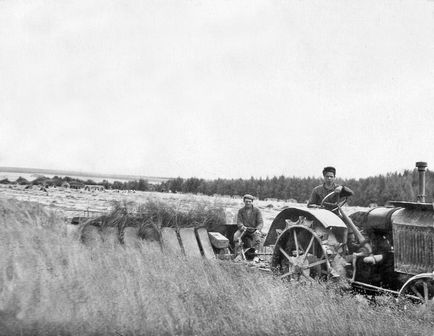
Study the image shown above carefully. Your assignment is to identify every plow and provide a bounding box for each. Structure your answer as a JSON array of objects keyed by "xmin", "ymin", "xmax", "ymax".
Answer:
[{"xmin": 69, "ymin": 162, "xmax": 434, "ymax": 308}]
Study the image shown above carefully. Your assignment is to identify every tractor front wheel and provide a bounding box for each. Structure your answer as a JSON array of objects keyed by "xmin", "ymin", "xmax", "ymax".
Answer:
[{"xmin": 398, "ymin": 273, "xmax": 434, "ymax": 308}]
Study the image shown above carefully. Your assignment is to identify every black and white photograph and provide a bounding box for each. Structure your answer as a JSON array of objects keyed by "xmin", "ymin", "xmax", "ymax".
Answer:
[{"xmin": 0, "ymin": 1, "xmax": 433, "ymax": 335}]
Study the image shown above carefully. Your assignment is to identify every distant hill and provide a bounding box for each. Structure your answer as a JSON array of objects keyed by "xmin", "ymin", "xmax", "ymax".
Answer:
[{"xmin": 0, "ymin": 166, "xmax": 170, "ymax": 184}]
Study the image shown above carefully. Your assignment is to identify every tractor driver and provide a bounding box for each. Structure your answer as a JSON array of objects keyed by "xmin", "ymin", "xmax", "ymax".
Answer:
[
  {"xmin": 307, "ymin": 166, "xmax": 354, "ymax": 213},
  {"xmin": 234, "ymin": 194, "xmax": 263, "ymax": 253}
]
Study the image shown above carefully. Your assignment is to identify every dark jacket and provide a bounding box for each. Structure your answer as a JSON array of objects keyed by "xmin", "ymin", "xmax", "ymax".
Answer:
[
  {"xmin": 237, "ymin": 206, "xmax": 263, "ymax": 231},
  {"xmin": 307, "ymin": 184, "xmax": 354, "ymax": 207}
]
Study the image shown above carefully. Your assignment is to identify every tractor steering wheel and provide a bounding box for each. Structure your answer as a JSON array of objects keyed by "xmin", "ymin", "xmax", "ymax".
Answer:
[{"xmin": 320, "ymin": 190, "xmax": 348, "ymax": 212}]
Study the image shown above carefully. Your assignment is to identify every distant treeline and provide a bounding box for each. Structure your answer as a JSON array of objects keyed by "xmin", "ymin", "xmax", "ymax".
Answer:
[
  {"xmin": 158, "ymin": 169, "xmax": 434, "ymax": 207},
  {"xmin": 1, "ymin": 169, "xmax": 432, "ymax": 207}
]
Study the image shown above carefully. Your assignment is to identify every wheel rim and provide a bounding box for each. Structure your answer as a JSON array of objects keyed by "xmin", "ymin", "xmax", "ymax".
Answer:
[{"xmin": 272, "ymin": 224, "xmax": 330, "ymax": 281}]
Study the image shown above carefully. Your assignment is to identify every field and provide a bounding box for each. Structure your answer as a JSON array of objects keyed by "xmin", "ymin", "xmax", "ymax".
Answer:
[
  {"xmin": 0, "ymin": 184, "xmax": 367, "ymax": 229},
  {"xmin": 0, "ymin": 185, "xmax": 432, "ymax": 335}
]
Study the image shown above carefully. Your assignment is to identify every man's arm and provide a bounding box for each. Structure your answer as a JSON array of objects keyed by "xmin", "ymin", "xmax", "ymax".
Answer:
[
  {"xmin": 339, "ymin": 185, "xmax": 354, "ymax": 198},
  {"xmin": 307, "ymin": 188, "xmax": 320, "ymax": 208},
  {"xmin": 236, "ymin": 209, "xmax": 245, "ymax": 229},
  {"xmin": 255, "ymin": 209, "xmax": 263, "ymax": 231}
]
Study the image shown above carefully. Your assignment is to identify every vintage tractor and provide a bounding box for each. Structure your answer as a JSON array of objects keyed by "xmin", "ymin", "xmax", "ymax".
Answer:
[
  {"xmin": 263, "ymin": 162, "xmax": 434, "ymax": 306},
  {"xmin": 69, "ymin": 162, "xmax": 433, "ymax": 306}
]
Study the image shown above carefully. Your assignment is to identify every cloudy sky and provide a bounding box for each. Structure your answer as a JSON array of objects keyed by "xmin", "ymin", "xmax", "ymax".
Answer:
[{"xmin": 1, "ymin": 0, "xmax": 434, "ymax": 180}]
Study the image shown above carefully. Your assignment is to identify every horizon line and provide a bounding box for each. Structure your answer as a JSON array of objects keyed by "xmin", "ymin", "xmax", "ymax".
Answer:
[{"xmin": 0, "ymin": 166, "xmax": 170, "ymax": 182}]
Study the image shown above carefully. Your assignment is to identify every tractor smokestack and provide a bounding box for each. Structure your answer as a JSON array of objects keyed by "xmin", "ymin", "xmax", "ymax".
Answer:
[{"xmin": 416, "ymin": 161, "xmax": 428, "ymax": 202}]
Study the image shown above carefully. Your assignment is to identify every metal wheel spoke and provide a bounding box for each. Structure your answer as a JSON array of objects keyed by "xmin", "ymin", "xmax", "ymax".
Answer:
[
  {"xmin": 279, "ymin": 247, "xmax": 295, "ymax": 265},
  {"xmin": 317, "ymin": 246, "xmax": 324, "ymax": 260},
  {"xmin": 411, "ymin": 285, "xmax": 424, "ymax": 301},
  {"xmin": 293, "ymin": 230, "xmax": 299, "ymax": 257},
  {"xmin": 303, "ymin": 258, "xmax": 327, "ymax": 269},
  {"xmin": 423, "ymin": 282, "xmax": 429, "ymax": 302},
  {"xmin": 301, "ymin": 236, "xmax": 315, "ymax": 263}
]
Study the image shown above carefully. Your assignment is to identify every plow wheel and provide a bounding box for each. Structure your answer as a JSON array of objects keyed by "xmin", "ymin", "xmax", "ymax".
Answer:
[
  {"xmin": 398, "ymin": 273, "xmax": 434, "ymax": 308},
  {"xmin": 271, "ymin": 225, "xmax": 331, "ymax": 281}
]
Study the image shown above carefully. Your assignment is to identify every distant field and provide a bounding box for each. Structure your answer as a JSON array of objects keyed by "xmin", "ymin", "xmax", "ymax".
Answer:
[{"xmin": 0, "ymin": 167, "xmax": 170, "ymax": 184}]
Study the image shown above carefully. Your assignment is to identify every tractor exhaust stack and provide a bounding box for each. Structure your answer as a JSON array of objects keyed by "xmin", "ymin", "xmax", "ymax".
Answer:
[{"xmin": 416, "ymin": 161, "xmax": 428, "ymax": 202}]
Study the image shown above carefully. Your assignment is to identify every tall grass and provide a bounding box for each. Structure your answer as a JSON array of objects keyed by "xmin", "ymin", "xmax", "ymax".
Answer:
[{"xmin": 0, "ymin": 198, "xmax": 432, "ymax": 336}]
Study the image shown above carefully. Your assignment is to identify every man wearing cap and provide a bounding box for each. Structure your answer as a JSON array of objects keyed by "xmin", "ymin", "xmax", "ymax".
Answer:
[
  {"xmin": 307, "ymin": 166, "xmax": 354, "ymax": 212},
  {"xmin": 234, "ymin": 194, "xmax": 264, "ymax": 254}
]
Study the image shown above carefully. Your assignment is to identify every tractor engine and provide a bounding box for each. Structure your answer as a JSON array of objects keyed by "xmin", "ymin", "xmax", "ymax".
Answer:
[{"xmin": 349, "ymin": 161, "xmax": 434, "ymax": 290}]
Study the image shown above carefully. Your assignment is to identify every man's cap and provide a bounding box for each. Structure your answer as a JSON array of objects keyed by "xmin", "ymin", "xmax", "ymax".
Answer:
[
  {"xmin": 243, "ymin": 194, "xmax": 255, "ymax": 201},
  {"xmin": 322, "ymin": 166, "xmax": 336, "ymax": 176}
]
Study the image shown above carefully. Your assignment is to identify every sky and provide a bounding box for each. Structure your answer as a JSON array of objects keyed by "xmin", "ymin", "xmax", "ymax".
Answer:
[{"xmin": 1, "ymin": 0, "xmax": 434, "ymax": 180}]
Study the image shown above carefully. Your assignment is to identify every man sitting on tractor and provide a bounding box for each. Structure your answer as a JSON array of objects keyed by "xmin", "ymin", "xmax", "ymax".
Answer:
[
  {"xmin": 307, "ymin": 166, "xmax": 354, "ymax": 214},
  {"xmin": 233, "ymin": 194, "xmax": 263, "ymax": 257}
]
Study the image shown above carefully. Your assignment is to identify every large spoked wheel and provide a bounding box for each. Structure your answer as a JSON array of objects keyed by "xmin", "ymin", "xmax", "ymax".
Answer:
[
  {"xmin": 320, "ymin": 191, "xmax": 347, "ymax": 212},
  {"xmin": 271, "ymin": 225, "xmax": 331, "ymax": 281},
  {"xmin": 398, "ymin": 273, "xmax": 434, "ymax": 308}
]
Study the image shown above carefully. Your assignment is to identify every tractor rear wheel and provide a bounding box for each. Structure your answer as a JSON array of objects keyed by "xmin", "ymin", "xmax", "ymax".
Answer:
[{"xmin": 271, "ymin": 224, "xmax": 331, "ymax": 281}]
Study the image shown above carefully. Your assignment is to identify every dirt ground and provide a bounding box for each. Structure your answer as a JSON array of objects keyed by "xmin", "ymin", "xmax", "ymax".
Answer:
[{"xmin": 0, "ymin": 184, "xmax": 367, "ymax": 233}]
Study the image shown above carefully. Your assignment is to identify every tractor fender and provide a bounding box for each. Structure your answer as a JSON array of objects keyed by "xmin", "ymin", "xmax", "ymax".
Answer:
[{"xmin": 264, "ymin": 206, "xmax": 346, "ymax": 246}]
